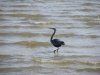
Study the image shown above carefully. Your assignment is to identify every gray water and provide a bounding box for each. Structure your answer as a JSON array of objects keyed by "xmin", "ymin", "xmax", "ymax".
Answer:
[{"xmin": 0, "ymin": 0, "xmax": 100, "ymax": 75}]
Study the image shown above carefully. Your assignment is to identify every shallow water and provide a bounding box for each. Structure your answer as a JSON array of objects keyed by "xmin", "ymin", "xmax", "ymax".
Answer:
[{"xmin": 0, "ymin": 0, "xmax": 100, "ymax": 75}]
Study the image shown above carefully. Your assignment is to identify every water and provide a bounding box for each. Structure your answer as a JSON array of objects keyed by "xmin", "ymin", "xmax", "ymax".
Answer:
[{"xmin": 0, "ymin": 0, "xmax": 100, "ymax": 75}]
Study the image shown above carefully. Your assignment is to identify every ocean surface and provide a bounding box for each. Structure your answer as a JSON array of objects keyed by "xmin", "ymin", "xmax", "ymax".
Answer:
[{"xmin": 0, "ymin": 0, "xmax": 100, "ymax": 75}]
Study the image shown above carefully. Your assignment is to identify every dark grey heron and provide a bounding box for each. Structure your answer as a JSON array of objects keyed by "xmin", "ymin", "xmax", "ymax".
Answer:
[{"xmin": 49, "ymin": 28, "xmax": 65, "ymax": 53}]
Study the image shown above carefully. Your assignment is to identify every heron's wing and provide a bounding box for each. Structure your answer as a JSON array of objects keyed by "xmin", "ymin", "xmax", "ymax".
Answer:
[{"xmin": 52, "ymin": 39, "xmax": 61, "ymax": 45}]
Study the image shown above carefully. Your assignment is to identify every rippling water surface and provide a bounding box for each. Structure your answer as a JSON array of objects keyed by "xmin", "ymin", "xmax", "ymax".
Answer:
[{"xmin": 0, "ymin": 0, "xmax": 100, "ymax": 75}]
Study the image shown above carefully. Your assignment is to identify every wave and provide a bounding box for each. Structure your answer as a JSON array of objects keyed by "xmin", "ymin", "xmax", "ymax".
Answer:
[
  {"xmin": 15, "ymin": 41, "xmax": 50, "ymax": 47},
  {"xmin": 32, "ymin": 57, "xmax": 100, "ymax": 66},
  {"xmin": 77, "ymin": 68, "xmax": 100, "ymax": 72}
]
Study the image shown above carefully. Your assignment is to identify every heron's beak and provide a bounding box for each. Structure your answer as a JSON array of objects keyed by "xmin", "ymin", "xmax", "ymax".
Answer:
[{"xmin": 49, "ymin": 28, "xmax": 53, "ymax": 29}]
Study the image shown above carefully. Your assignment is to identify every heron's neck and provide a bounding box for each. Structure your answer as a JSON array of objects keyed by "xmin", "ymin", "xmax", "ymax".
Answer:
[{"xmin": 51, "ymin": 29, "xmax": 56, "ymax": 42}]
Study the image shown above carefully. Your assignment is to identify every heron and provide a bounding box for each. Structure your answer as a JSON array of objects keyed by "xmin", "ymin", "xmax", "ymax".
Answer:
[{"xmin": 49, "ymin": 28, "xmax": 65, "ymax": 53}]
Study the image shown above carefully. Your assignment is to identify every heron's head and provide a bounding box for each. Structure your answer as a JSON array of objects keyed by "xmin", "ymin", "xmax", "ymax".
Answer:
[{"xmin": 49, "ymin": 28, "xmax": 56, "ymax": 30}]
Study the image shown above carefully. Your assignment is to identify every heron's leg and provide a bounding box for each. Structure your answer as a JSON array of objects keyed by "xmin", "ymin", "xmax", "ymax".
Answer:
[
  {"xmin": 57, "ymin": 47, "xmax": 59, "ymax": 52},
  {"xmin": 54, "ymin": 50, "xmax": 56, "ymax": 53},
  {"xmin": 54, "ymin": 47, "xmax": 59, "ymax": 53}
]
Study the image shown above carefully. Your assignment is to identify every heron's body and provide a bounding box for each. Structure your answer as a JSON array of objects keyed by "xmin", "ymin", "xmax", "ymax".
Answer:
[
  {"xmin": 51, "ymin": 39, "xmax": 63, "ymax": 47},
  {"xmin": 50, "ymin": 28, "xmax": 65, "ymax": 53}
]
